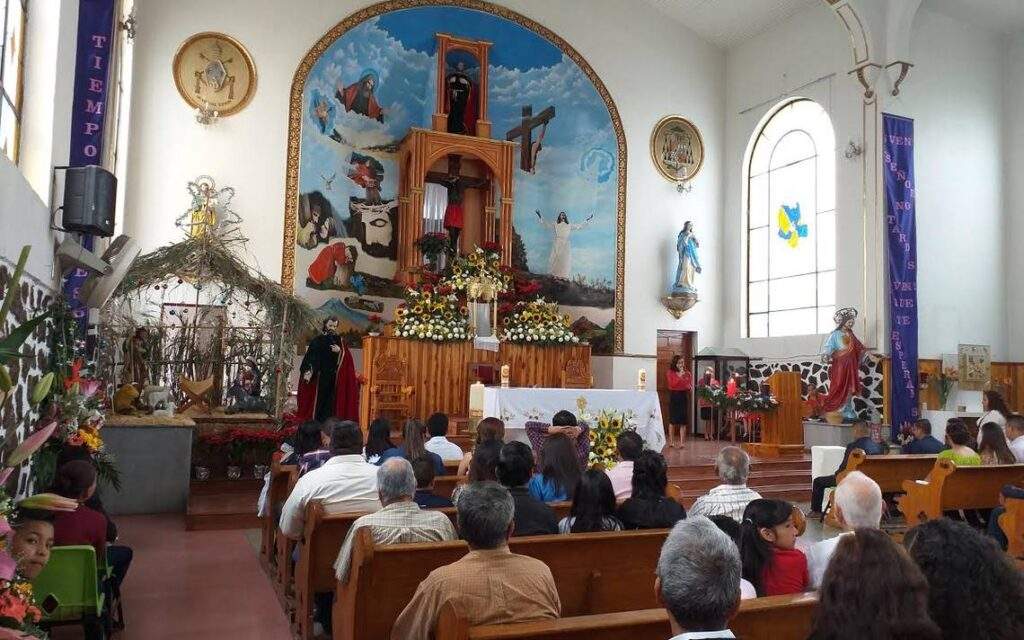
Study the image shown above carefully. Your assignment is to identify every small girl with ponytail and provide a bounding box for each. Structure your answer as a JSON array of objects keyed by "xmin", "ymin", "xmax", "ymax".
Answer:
[{"xmin": 739, "ymin": 498, "xmax": 808, "ymax": 596}]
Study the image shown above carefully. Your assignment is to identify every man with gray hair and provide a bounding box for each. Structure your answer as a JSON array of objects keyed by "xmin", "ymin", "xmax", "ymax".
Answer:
[
  {"xmin": 688, "ymin": 446, "xmax": 762, "ymax": 522},
  {"xmin": 392, "ymin": 482, "xmax": 561, "ymax": 640},
  {"xmin": 656, "ymin": 517, "xmax": 741, "ymax": 638},
  {"xmin": 334, "ymin": 457, "xmax": 456, "ymax": 582},
  {"xmin": 805, "ymin": 470, "xmax": 883, "ymax": 588}
]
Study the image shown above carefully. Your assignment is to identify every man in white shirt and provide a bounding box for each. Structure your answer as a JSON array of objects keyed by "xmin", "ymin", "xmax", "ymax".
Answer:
[
  {"xmin": 805, "ymin": 470, "xmax": 883, "ymax": 588},
  {"xmin": 688, "ymin": 447, "xmax": 762, "ymax": 522},
  {"xmin": 1007, "ymin": 415, "xmax": 1024, "ymax": 462},
  {"xmin": 279, "ymin": 419, "xmax": 382, "ymax": 540},
  {"xmin": 605, "ymin": 430, "xmax": 644, "ymax": 499},
  {"xmin": 335, "ymin": 457, "xmax": 456, "ymax": 582},
  {"xmin": 656, "ymin": 517, "xmax": 741, "ymax": 639},
  {"xmin": 424, "ymin": 412, "xmax": 465, "ymax": 462}
]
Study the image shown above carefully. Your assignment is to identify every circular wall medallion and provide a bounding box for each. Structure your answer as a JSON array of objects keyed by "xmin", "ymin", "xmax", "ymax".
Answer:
[
  {"xmin": 650, "ymin": 115, "xmax": 704, "ymax": 183},
  {"xmin": 172, "ymin": 32, "xmax": 256, "ymax": 116}
]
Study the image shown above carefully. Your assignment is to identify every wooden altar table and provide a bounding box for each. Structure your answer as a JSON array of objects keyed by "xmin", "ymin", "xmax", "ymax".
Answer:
[{"xmin": 360, "ymin": 335, "xmax": 591, "ymax": 427}]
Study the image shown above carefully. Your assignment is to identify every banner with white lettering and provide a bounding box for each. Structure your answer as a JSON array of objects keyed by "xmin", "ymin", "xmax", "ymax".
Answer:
[
  {"xmin": 882, "ymin": 114, "xmax": 919, "ymax": 440},
  {"xmin": 62, "ymin": 0, "xmax": 116, "ymax": 331}
]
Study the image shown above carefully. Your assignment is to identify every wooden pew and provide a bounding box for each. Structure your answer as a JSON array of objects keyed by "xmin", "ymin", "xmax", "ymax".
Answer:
[
  {"xmin": 434, "ymin": 593, "xmax": 819, "ymax": 640},
  {"xmin": 999, "ymin": 497, "xmax": 1024, "ymax": 562},
  {"xmin": 273, "ymin": 467, "xmax": 301, "ymax": 598},
  {"xmin": 823, "ymin": 451, "xmax": 938, "ymax": 527},
  {"xmin": 260, "ymin": 460, "xmax": 297, "ymax": 566},
  {"xmin": 293, "ymin": 500, "xmax": 571, "ymax": 639},
  {"xmin": 899, "ymin": 460, "xmax": 1024, "ymax": 525},
  {"xmin": 435, "ymin": 474, "xmax": 468, "ymax": 500},
  {"xmin": 334, "ymin": 526, "xmax": 667, "ymax": 640}
]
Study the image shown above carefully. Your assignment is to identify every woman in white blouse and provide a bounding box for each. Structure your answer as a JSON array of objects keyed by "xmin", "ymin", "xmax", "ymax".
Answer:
[{"xmin": 976, "ymin": 390, "xmax": 1010, "ymax": 445}]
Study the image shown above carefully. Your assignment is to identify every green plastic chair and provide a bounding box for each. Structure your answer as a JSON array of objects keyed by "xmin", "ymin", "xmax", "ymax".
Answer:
[{"xmin": 31, "ymin": 545, "xmax": 108, "ymax": 635}]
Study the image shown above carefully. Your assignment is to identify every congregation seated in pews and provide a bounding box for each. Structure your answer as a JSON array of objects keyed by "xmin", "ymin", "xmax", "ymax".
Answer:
[{"xmin": 262, "ymin": 409, "xmax": 1024, "ymax": 640}]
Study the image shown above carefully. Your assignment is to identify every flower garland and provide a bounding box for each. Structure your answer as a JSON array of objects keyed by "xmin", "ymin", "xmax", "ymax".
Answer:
[
  {"xmin": 587, "ymin": 410, "xmax": 634, "ymax": 469},
  {"xmin": 393, "ymin": 285, "xmax": 469, "ymax": 342},
  {"xmin": 500, "ymin": 298, "xmax": 579, "ymax": 345}
]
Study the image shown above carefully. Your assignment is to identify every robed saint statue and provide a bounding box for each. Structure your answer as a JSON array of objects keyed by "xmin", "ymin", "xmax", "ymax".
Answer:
[
  {"xmin": 817, "ymin": 307, "xmax": 866, "ymax": 421},
  {"xmin": 297, "ymin": 318, "xmax": 360, "ymax": 422}
]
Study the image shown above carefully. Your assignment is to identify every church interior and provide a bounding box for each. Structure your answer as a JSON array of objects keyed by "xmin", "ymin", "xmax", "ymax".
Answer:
[{"xmin": 2, "ymin": 0, "xmax": 1024, "ymax": 638}]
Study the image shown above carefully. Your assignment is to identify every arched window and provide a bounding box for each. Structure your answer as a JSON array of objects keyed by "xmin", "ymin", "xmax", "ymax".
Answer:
[{"xmin": 745, "ymin": 98, "xmax": 836, "ymax": 338}]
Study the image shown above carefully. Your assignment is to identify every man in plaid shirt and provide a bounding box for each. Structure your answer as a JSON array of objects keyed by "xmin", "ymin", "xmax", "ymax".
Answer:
[{"xmin": 688, "ymin": 446, "xmax": 762, "ymax": 522}]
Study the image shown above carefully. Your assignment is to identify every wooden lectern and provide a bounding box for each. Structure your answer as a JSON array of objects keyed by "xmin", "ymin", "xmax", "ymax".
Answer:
[{"xmin": 744, "ymin": 371, "xmax": 805, "ymax": 458}]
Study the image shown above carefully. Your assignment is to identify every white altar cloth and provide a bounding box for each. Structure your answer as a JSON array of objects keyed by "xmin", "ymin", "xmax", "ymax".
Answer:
[{"xmin": 482, "ymin": 387, "xmax": 666, "ymax": 451}]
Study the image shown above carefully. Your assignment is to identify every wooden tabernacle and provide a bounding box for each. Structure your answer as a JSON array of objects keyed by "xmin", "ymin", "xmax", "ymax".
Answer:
[
  {"xmin": 744, "ymin": 371, "xmax": 805, "ymax": 458},
  {"xmin": 359, "ymin": 335, "xmax": 591, "ymax": 427}
]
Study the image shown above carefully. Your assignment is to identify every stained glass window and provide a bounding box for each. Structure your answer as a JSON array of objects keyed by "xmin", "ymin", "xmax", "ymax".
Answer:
[
  {"xmin": 0, "ymin": 0, "xmax": 26, "ymax": 163},
  {"xmin": 746, "ymin": 98, "xmax": 836, "ymax": 338}
]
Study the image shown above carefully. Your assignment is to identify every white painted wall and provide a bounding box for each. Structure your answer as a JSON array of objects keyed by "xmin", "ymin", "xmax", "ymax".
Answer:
[
  {"xmin": 1006, "ymin": 32, "xmax": 1024, "ymax": 360},
  {"xmin": 721, "ymin": 3, "xmax": 1010, "ymax": 360},
  {"xmin": 123, "ymin": 0, "xmax": 726, "ymax": 363}
]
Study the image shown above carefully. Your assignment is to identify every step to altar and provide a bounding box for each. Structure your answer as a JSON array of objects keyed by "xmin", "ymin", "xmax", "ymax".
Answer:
[{"xmin": 186, "ymin": 479, "xmax": 262, "ymax": 531}]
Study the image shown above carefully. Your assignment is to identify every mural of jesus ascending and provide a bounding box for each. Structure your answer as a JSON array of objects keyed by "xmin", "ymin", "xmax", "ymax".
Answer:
[{"xmin": 535, "ymin": 210, "xmax": 593, "ymax": 280}]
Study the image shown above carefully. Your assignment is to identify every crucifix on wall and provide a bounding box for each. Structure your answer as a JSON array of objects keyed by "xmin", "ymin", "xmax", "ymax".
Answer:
[
  {"xmin": 506, "ymin": 105, "xmax": 555, "ymax": 173},
  {"xmin": 425, "ymin": 155, "xmax": 491, "ymax": 252}
]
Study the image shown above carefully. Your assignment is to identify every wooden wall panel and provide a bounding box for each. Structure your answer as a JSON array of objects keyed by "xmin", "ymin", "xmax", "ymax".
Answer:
[
  {"xmin": 881, "ymin": 358, "xmax": 1024, "ymax": 423},
  {"xmin": 359, "ymin": 336, "xmax": 591, "ymax": 426}
]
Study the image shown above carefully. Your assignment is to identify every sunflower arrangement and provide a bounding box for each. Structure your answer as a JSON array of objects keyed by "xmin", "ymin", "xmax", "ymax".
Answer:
[
  {"xmin": 587, "ymin": 410, "xmax": 634, "ymax": 469},
  {"xmin": 448, "ymin": 246, "xmax": 512, "ymax": 294},
  {"xmin": 500, "ymin": 298, "xmax": 579, "ymax": 345},
  {"xmin": 392, "ymin": 284, "xmax": 469, "ymax": 342}
]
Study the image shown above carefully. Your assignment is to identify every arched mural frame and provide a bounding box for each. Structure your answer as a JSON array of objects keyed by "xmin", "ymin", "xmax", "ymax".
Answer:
[{"xmin": 282, "ymin": 0, "xmax": 628, "ymax": 353}]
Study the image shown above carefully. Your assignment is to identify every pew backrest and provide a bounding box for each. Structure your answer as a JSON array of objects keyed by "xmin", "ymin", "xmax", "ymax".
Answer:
[
  {"xmin": 335, "ymin": 527, "xmax": 668, "ymax": 640},
  {"xmin": 434, "ymin": 593, "xmax": 818, "ymax": 640},
  {"xmin": 840, "ymin": 450, "xmax": 937, "ymax": 492},
  {"xmin": 900, "ymin": 460, "xmax": 1024, "ymax": 524},
  {"xmin": 999, "ymin": 497, "xmax": 1024, "ymax": 561}
]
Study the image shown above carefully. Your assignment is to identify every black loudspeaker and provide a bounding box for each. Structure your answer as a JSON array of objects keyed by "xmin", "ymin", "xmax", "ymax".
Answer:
[{"xmin": 63, "ymin": 165, "xmax": 116, "ymax": 237}]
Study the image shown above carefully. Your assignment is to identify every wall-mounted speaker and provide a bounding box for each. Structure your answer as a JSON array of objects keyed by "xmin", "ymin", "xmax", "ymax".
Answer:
[{"xmin": 62, "ymin": 165, "xmax": 116, "ymax": 237}]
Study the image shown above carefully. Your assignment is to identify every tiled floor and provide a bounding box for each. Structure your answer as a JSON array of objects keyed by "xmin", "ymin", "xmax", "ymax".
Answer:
[{"xmin": 70, "ymin": 514, "xmax": 293, "ymax": 640}]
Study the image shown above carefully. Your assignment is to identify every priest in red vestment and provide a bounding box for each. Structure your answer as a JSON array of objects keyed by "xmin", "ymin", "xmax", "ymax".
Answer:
[{"xmin": 297, "ymin": 318, "xmax": 359, "ymax": 422}]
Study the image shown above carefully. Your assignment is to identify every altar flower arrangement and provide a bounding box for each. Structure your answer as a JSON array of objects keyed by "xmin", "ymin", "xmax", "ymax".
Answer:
[
  {"xmin": 697, "ymin": 384, "xmax": 779, "ymax": 413},
  {"xmin": 499, "ymin": 298, "xmax": 580, "ymax": 345},
  {"xmin": 587, "ymin": 410, "xmax": 634, "ymax": 469},
  {"xmin": 448, "ymin": 246, "xmax": 512, "ymax": 294},
  {"xmin": 938, "ymin": 366, "xmax": 958, "ymax": 410},
  {"xmin": 393, "ymin": 285, "xmax": 469, "ymax": 342}
]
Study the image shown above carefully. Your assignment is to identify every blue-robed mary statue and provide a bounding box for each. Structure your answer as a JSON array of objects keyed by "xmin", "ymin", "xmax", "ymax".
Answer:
[{"xmin": 673, "ymin": 221, "xmax": 701, "ymax": 295}]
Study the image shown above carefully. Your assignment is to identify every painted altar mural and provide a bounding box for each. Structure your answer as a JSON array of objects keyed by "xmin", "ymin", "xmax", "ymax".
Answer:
[{"xmin": 285, "ymin": 2, "xmax": 623, "ymax": 353}]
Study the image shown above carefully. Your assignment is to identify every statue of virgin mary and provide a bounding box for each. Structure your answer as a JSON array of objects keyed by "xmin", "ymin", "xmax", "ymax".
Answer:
[{"xmin": 672, "ymin": 221, "xmax": 701, "ymax": 295}]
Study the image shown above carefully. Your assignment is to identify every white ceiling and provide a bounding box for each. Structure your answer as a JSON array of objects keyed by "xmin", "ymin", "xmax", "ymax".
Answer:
[
  {"xmin": 637, "ymin": 0, "xmax": 820, "ymax": 49},
  {"xmin": 924, "ymin": 0, "xmax": 1024, "ymax": 35}
]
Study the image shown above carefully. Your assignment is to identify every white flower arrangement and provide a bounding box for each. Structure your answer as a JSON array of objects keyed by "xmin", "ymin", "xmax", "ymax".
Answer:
[{"xmin": 500, "ymin": 297, "xmax": 580, "ymax": 346}]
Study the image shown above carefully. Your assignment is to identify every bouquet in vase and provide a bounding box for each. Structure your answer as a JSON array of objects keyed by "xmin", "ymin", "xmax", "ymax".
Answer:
[{"xmin": 587, "ymin": 409, "xmax": 635, "ymax": 469}]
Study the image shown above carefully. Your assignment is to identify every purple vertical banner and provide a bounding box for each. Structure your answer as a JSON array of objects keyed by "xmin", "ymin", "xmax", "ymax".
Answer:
[
  {"xmin": 62, "ymin": 0, "xmax": 116, "ymax": 332},
  {"xmin": 882, "ymin": 113, "xmax": 919, "ymax": 441}
]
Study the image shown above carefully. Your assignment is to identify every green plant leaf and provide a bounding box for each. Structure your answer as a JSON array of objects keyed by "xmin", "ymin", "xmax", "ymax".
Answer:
[
  {"xmin": 0, "ymin": 246, "xmax": 29, "ymax": 329},
  {"xmin": 0, "ymin": 311, "xmax": 50, "ymax": 361}
]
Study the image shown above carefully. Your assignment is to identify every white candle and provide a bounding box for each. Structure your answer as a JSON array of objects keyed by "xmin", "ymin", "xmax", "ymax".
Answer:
[
  {"xmin": 637, "ymin": 368, "xmax": 647, "ymax": 390},
  {"xmin": 500, "ymin": 364, "xmax": 510, "ymax": 388},
  {"xmin": 469, "ymin": 381, "xmax": 485, "ymax": 413}
]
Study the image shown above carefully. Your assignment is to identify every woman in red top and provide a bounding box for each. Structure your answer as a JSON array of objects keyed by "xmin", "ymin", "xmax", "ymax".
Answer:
[
  {"xmin": 739, "ymin": 498, "xmax": 808, "ymax": 596},
  {"xmin": 51, "ymin": 461, "xmax": 133, "ymax": 611},
  {"xmin": 665, "ymin": 355, "xmax": 693, "ymax": 449}
]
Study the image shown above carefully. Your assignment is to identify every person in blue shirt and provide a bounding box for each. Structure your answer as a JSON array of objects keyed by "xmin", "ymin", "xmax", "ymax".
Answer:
[
  {"xmin": 902, "ymin": 419, "xmax": 948, "ymax": 455},
  {"xmin": 809, "ymin": 420, "xmax": 883, "ymax": 517},
  {"xmin": 528, "ymin": 433, "xmax": 581, "ymax": 503},
  {"xmin": 411, "ymin": 458, "xmax": 454, "ymax": 509},
  {"xmin": 380, "ymin": 419, "xmax": 445, "ymax": 476}
]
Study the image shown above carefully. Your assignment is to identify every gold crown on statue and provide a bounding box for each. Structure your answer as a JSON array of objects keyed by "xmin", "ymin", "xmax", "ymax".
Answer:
[{"xmin": 833, "ymin": 307, "xmax": 858, "ymax": 325}]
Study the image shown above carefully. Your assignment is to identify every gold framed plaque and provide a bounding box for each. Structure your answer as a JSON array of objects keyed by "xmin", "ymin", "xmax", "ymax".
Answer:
[
  {"xmin": 172, "ymin": 32, "xmax": 256, "ymax": 116},
  {"xmin": 650, "ymin": 115, "xmax": 704, "ymax": 183},
  {"xmin": 958, "ymin": 343, "xmax": 990, "ymax": 392}
]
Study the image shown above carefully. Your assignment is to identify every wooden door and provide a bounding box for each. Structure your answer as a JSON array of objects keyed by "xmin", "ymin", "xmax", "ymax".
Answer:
[{"xmin": 656, "ymin": 330, "xmax": 696, "ymax": 434}]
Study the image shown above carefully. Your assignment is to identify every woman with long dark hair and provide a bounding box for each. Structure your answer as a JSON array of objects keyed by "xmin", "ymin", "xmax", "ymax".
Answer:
[
  {"xmin": 559, "ymin": 469, "xmax": 622, "ymax": 533},
  {"xmin": 738, "ymin": 498, "xmax": 807, "ymax": 596},
  {"xmin": 457, "ymin": 417, "xmax": 505, "ymax": 476},
  {"xmin": 666, "ymin": 354, "xmax": 693, "ymax": 449},
  {"xmin": 528, "ymin": 434, "xmax": 582, "ymax": 502},
  {"xmin": 809, "ymin": 528, "xmax": 940, "ymax": 640},
  {"xmin": 979, "ymin": 422, "xmax": 1015, "ymax": 465},
  {"xmin": 938, "ymin": 419, "xmax": 981, "ymax": 466},
  {"xmin": 451, "ymin": 440, "xmax": 503, "ymax": 505},
  {"xmin": 364, "ymin": 417, "xmax": 396, "ymax": 464},
  {"xmin": 381, "ymin": 418, "xmax": 445, "ymax": 476},
  {"xmin": 977, "ymin": 390, "xmax": 1010, "ymax": 445},
  {"xmin": 616, "ymin": 450, "xmax": 685, "ymax": 529}
]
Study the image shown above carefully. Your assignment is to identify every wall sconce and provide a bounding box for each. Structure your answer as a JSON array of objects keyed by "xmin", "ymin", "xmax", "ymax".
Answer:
[
  {"xmin": 844, "ymin": 141, "xmax": 863, "ymax": 160},
  {"xmin": 675, "ymin": 180, "xmax": 692, "ymax": 194},
  {"xmin": 885, "ymin": 61, "xmax": 914, "ymax": 97},
  {"xmin": 195, "ymin": 101, "xmax": 219, "ymax": 126}
]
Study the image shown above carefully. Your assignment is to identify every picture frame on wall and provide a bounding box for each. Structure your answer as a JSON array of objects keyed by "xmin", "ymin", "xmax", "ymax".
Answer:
[
  {"xmin": 957, "ymin": 343, "xmax": 990, "ymax": 391},
  {"xmin": 172, "ymin": 32, "xmax": 257, "ymax": 116},
  {"xmin": 650, "ymin": 115, "xmax": 705, "ymax": 184}
]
